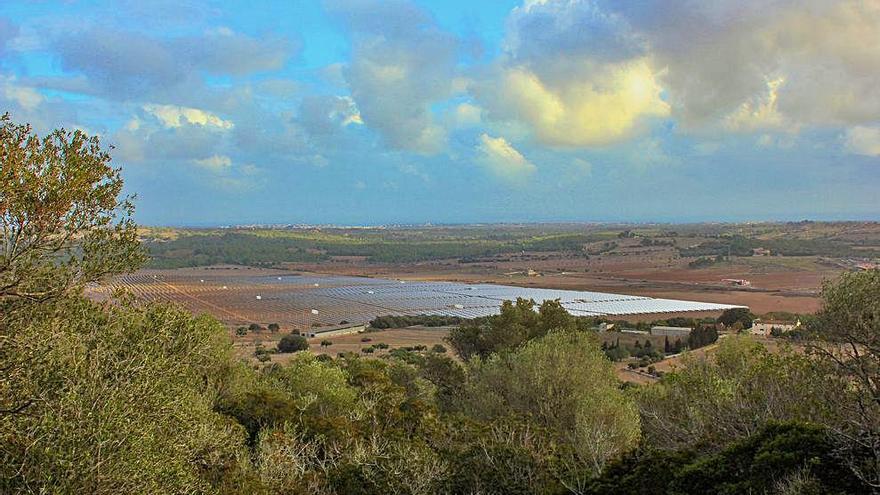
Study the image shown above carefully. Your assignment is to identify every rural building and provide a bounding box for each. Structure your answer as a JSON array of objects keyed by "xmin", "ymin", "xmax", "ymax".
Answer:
[
  {"xmin": 722, "ymin": 278, "xmax": 751, "ymax": 287},
  {"xmin": 591, "ymin": 322, "xmax": 616, "ymax": 332},
  {"xmin": 750, "ymin": 319, "xmax": 800, "ymax": 336},
  {"xmin": 302, "ymin": 323, "xmax": 365, "ymax": 339},
  {"xmin": 650, "ymin": 326, "xmax": 693, "ymax": 337},
  {"xmin": 752, "ymin": 247, "xmax": 771, "ymax": 256}
]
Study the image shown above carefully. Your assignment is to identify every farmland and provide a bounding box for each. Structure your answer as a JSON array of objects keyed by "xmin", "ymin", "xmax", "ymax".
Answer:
[{"xmin": 141, "ymin": 221, "xmax": 878, "ymax": 316}]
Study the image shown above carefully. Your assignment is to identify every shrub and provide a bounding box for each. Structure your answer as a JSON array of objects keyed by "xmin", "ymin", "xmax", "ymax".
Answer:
[
  {"xmin": 277, "ymin": 334, "xmax": 309, "ymax": 353},
  {"xmin": 320, "ymin": 340, "xmax": 333, "ymax": 347},
  {"xmin": 431, "ymin": 344, "xmax": 447, "ymax": 354}
]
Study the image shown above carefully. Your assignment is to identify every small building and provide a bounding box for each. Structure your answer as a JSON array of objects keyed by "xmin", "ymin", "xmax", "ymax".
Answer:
[
  {"xmin": 752, "ymin": 247, "xmax": 771, "ymax": 256},
  {"xmin": 855, "ymin": 262, "xmax": 878, "ymax": 271},
  {"xmin": 592, "ymin": 322, "xmax": 615, "ymax": 332},
  {"xmin": 722, "ymin": 278, "xmax": 751, "ymax": 287},
  {"xmin": 750, "ymin": 319, "xmax": 800, "ymax": 337},
  {"xmin": 650, "ymin": 326, "xmax": 693, "ymax": 338},
  {"xmin": 302, "ymin": 323, "xmax": 366, "ymax": 339}
]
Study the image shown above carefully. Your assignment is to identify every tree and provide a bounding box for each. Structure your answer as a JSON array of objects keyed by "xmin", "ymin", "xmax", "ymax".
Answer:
[
  {"xmin": 813, "ymin": 270, "xmax": 880, "ymax": 487},
  {"xmin": 1, "ymin": 296, "xmax": 252, "ymax": 492},
  {"xmin": 447, "ymin": 298, "xmax": 578, "ymax": 360},
  {"xmin": 688, "ymin": 325, "xmax": 718, "ymax": 350},
  {"xmin": 637, "ymin": 336, "xmax": 841, "ymax": 453},
  {"xmin": 0, "ymin": 114, "xmax": 144, "ymax": 303},
  {"xmin": 587, "ymin": 422, "xmax": 864, "ymax": 495},
  {"xmin": 718, "ymin": 307, "xmax": 754, "ymax": 328},
  {"xmin": 267, "ymin": 323, "xmax": 280, "ymax": 333},
  {"xmin": 277, "ymin": 334, "xmax": 309, "ymax": 353},
  {"xmin": 460, "ymin": 332, "xmax": 640, "ymax": 491}
]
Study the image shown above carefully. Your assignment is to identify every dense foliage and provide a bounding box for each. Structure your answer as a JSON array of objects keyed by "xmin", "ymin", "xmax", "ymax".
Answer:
[
  {"xmin": 277, "ymin": 333, "xmax": 310, "ymax": 353},
  {"xmin": 369, "ymin": 314, "xmax": 463, "ymax": 329},
  {"xmin": 147, "ymin": 230, "xmax": 609, "ymax": 268},
  {"xmin": 3, "ymin": 117, "xmax": 879, "ymax": 493}
]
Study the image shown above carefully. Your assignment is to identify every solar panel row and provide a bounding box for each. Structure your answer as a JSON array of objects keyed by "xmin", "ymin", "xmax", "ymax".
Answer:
[{"xmin": 105, "ymin": 272, "xmax": 746, "ymax": 327}]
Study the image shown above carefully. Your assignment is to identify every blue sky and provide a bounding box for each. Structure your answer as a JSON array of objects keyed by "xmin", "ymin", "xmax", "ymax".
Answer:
[{"xmin": 1, "ymin": 0, "xmax": 878, "ymax": 226}]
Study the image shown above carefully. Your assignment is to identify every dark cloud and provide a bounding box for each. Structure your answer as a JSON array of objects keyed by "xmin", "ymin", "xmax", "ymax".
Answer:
[
  {"xmin": 298, "ymin": 95, "xmax": 360, "ymax": 137},
  {"xmin": 601, "ymin": 0, "xmax": 880, "ymax": 127},
  {"xmin": 53, "ymin": 27, "xmax": 298, "ymax": 101}
]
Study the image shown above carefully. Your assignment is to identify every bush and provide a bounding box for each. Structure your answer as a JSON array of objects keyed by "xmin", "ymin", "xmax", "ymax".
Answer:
[
  {"xmin": 268, "ymin": 323, "xmax": 280, "ymax": 333},
  {"xmin": 320, "ymin": 340, "xmax": 333, "ymax": 347},
  {"xmin": 431, "ymin": 344, "xmax": 447, "ymax": 354},
  {"xmin": 236, "ymin": 326, "xmax": 248, "ymax": 336},
  {"xmin": 277, "ymin": 334, "xmax": 309, "ymax": 353},
  {"xmin": 362, "ymin": 346, "xmax": 375, "ymax": 354}
]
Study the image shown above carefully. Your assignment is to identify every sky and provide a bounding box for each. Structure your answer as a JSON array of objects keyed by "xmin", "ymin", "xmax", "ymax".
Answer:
[{"xmin": 0, "ymin": 0, "xmax": 878, "ymax": 226}]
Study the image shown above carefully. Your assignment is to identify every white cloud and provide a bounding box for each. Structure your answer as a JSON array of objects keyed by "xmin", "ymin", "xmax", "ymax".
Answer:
[
  {"xmin": 476, "ymin": 133, "xmax": 536, "ymax": 181},
  {"xmin": 2, "ymin": 82, "xmax": 44, "ymax": 111},
  {"xmin": 844, "ymin": 126, "xmax": 880, "ymax": 157},
  {"xmin": 144, "ymin": 104, "xmax": 234, "ymax": 129},
  {"xmin": 192, "ymin": 154, "xmax": 233, "ymax": 172},
  {"xmin": 724, "ymin": 77, "xmax": 787, "ymax": 132},
  {"xmin": 478, "ymin": 59, "xmax": 668, "ymax": 147},
  {"xmin": 450, "ymin": 103, "xmax": 483, "ymax": 128}
]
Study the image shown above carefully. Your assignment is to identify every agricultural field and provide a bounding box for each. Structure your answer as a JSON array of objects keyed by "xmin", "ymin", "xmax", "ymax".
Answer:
[{"xmin": 130, "ymin": 221, "xmax": 880, "ymax": 317}]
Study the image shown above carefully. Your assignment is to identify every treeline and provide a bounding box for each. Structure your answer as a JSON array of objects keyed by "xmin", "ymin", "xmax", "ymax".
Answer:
[
  {"xmin": 146, "ymin": 230, "xmax": 610, "ymax": 268},
  {"xmin": 679, "ymin": 234, "xmax": 866, "ymax": 258},
  {"xmin": 147, "ymin": 232, "xmax": 327, "ymax": 268},
  {"xmin": 369, "ymin": 314, "xmax": 464, "ymax": 329}
]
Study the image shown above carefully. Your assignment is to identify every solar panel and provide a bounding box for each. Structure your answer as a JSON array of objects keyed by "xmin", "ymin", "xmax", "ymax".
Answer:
[{"xmin": 114, "ymin": 272, "xmax": 746, "ymax": 326}]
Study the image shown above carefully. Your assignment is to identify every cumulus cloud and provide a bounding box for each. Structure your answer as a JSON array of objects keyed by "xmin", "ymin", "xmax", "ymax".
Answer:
[
  {"xmin": 476, "ymin": 133, "xmax": 536, "ymax": 181},
  {"xmin": 477, "ymin": 59, "xmax": 668, "ymax": 147},
  {"xmin": 143, "ymin": 104, "xmax": 234, "ymax": 129},
  {"xmin": 604, "ymin": 0, "xmax": 880, "ymax": 129},
  {"xmin": 474, "ymin": 0, "xmax": 667, "ymax": 148},
  {"xmin": 476, "ymin": 0, "xmax": 880, "ymax": 145},
  {"xmin": 325, "ymin": 0, "xmax": 458, "ymax": 154},
  {"xmin": 844, "ymin": 126, "xmax": 880, "ymax": 157},
  {"xmin": 298, "ymin": 95, "xmax": 362, "ymax": 138}
]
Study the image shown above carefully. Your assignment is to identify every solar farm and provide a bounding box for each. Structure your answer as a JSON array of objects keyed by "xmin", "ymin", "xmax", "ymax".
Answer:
[{"xmin": 95, "ymin": 267, "xmax": 745, "ymax": 329}]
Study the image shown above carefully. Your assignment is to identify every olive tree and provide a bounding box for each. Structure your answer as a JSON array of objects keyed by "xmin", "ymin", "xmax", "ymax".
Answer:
[{"xmin": 0, "ymin": 114, "xmax": 144, "ymax": 302}]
